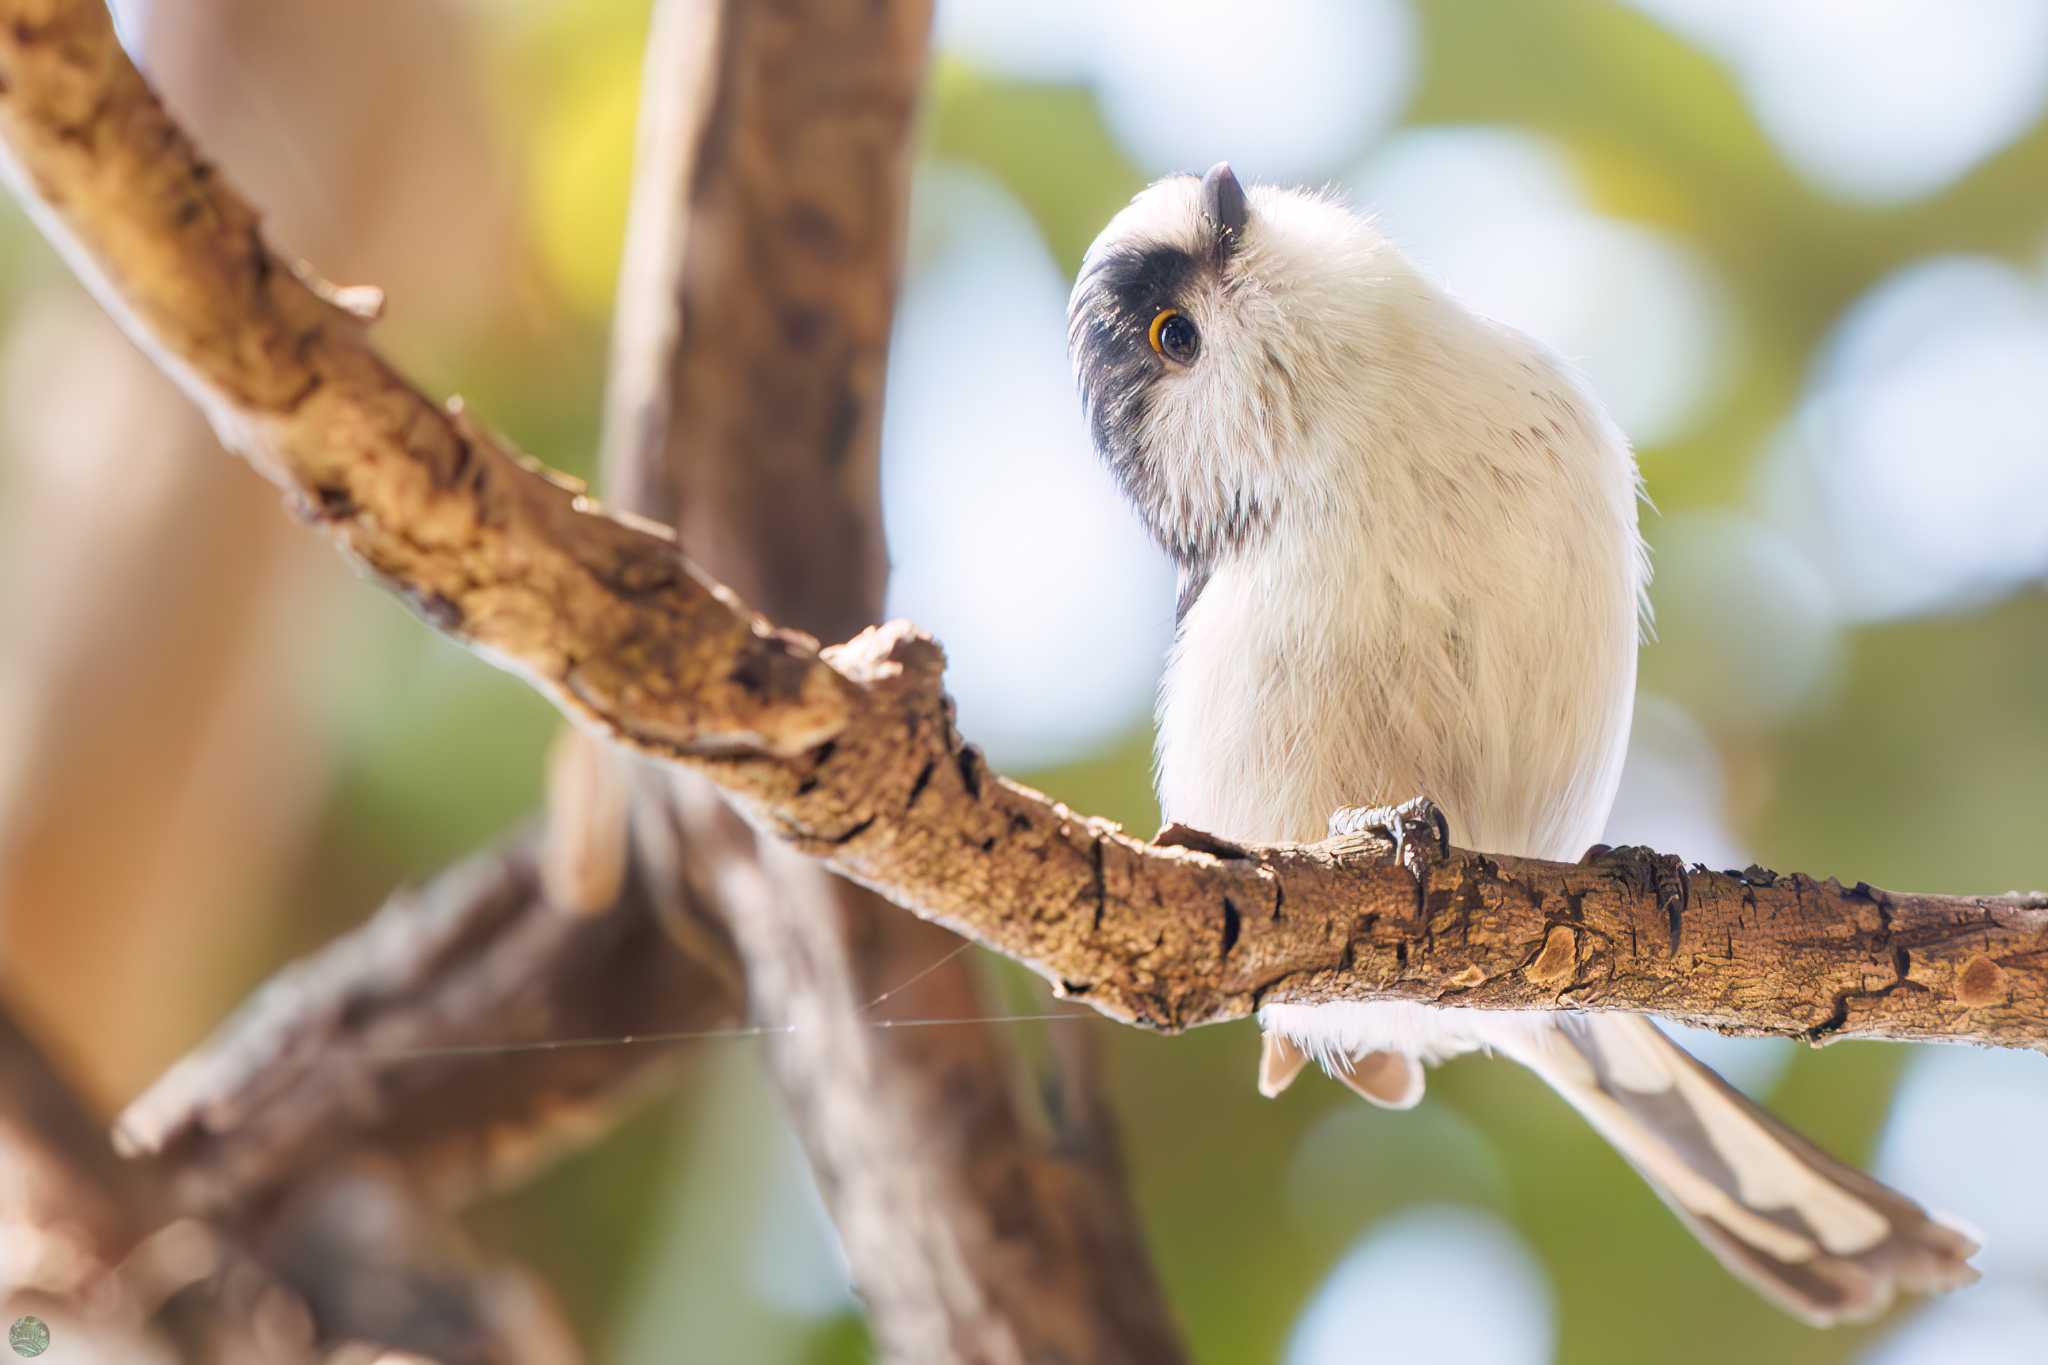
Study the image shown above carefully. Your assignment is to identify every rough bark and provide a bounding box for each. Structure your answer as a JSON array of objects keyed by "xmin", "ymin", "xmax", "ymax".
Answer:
[
  {"xmin": 0, "ymin": 0, "xmax": 854, "ymax": 762},
  {"xmin": 595, "ymin": 2, "xmax": 1186, "ymax": 1360},
  {"xmin": 2, "ymin": 0, "xmax": 2043, "ymax": 1107},
  {"xmin": 724, "ymin": 632, "xmax": 2048, "ymax": 1048}
]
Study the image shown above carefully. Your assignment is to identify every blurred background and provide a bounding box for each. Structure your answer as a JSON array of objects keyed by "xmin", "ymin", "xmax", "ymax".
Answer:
[{"xmin": 2, "ymin": 1, "xmax": 2046, "ymax": 1361}]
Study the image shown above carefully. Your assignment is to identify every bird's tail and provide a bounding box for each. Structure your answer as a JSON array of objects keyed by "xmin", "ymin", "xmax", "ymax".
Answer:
[{"xmin": 1498, "ymin": 1014, "xmax": 1979, "ymax": 1326}]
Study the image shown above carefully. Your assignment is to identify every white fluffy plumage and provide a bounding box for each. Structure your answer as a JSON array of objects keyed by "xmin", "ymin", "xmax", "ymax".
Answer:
[{"xmin": 1067, "ymin": 166, "xmax": 1978, "ymax": 1325}]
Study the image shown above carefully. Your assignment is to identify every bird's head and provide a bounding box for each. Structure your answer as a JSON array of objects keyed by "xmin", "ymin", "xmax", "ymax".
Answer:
[{"xmin": 1067, "ymin": 164, "xmax": 1420, "ymax": 580}]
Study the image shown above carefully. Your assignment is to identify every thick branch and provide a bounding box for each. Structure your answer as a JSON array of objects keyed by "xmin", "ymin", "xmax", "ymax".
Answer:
[
  {"xmin": 605, "ymin": 0, "xmax": 897, "ymax": 644},
  {"xmin": 0, "ymin": 0, "xmax": 852, "ymax": 761},
  {"xmin": 76, "ymin": 819, "xmax": 721, "ymax": 1357},
  {"xmin": 116, "ymin": 831, "xmax": 734, "ymax": 1215},
  {"xmin": 722, "ymin": 627, "xmax": 2048, "ymax": 1049},
  {"xmin": 1, "ymin": 0, "xmax": 2042, "ymax": 1054}
]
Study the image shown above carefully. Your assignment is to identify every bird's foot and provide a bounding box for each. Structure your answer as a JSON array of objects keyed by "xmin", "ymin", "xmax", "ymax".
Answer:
[
  {"xmin": 1326, "ymin": 796, "xmax": 1449, "ymax": 892},
  {"xmin": 1581, "ymin": 843, "xmax": 1693, "ymax": 953}
]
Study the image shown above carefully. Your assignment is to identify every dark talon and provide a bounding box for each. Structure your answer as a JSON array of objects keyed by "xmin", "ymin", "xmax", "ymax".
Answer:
[{"xmin": 1593, "ymin": 844, "xmax": 1692, "ymax": 955}]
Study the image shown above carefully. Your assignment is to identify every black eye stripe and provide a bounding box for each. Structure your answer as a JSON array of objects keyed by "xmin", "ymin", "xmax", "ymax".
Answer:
[
  {"xmin": 1080, "ymin": 244, "xmax": 1199, "ymax": 323},
  {"xmin": 1067, "ymin": 219, "xmax": 1271, "ymax": 591},
  {"xmin": 1066, "ymin": 239, "xmax": 1214, "ymax": 546}
]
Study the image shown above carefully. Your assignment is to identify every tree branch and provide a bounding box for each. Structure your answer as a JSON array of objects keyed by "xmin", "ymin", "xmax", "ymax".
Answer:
[
  {"xmin": 1, "ymin": 0, "xmax": 2041, "ymax": 1074},
  {"xmin": 728, "ymin": 632, "xmax": 2048, "ymax": 1048},
  {"xmin": 0, "ymin": 0, "xmax": 852, "ymax": 762},
  {"xmin": 595, "ymin": 1, "xmax": 1186, "ymax": 1358},
  {"xmin": 115, "ymin": 832, "xmax": 734, "ymax": 1216},
  {"xmin": 3, "ymin": 1000, "xmax": 584, "ymax": 1363}
]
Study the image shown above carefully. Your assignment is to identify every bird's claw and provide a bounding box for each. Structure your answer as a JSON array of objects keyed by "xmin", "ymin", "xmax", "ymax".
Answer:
[{"xmin": 1327, "ymin": 796, "xmax": 1450, "ymax": 893}]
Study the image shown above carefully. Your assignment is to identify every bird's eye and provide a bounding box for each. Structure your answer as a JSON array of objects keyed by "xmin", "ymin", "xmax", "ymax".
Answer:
[{"xmin": 1148, "ymin": 308, "xmax": 1200, "ymax": 365}]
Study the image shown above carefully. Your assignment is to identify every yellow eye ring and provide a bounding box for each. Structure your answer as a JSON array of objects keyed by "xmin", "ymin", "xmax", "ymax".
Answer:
[
  {"xmin": 1148, "ymin": 308, "xmax": 1182, "ymax": 356},
  {"xmin": 1148, "ymin": 308, "xmax": 1199, "ymax": 363}
]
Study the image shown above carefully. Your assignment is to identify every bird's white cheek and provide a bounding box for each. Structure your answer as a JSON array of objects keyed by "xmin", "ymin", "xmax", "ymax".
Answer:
[{"xmin": 1135, "ymin": 366, "xmax": 1293, "ymax": 543}]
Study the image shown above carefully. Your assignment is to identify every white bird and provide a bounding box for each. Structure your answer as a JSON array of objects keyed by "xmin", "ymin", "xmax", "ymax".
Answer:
[{"xmin": 1066, "ymin": 163, "xmax": 1978, "ymax": 1326}]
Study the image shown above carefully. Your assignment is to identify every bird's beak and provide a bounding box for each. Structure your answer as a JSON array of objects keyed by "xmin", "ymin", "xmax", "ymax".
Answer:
[{"xmin": 1202, "ymin": 161, "xmax": 1249, "ymax": 237}]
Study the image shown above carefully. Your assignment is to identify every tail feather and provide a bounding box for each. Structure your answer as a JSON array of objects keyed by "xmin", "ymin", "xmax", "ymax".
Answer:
[{"xmin": 1502, "ymin": 1014, "xmax": 1978, "ymax": 1327}]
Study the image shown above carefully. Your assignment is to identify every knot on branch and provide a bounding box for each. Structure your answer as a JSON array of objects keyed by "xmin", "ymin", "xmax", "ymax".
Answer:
[
  {"xmin": 1955, "ymin": 954, "xmax": 2009, "ymax": 1008},
  {"xmin": 827, "ymin": 619, "xmax": 946, "ymax": 697},
  {"xmin": 1524, "ymin": 922, "xmax": 1582, "ymax": 988}
]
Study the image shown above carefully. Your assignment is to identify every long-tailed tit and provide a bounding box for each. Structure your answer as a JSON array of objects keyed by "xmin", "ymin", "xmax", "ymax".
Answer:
[{"xmin": 1067, "ymin": 163, "xmax": 1978, "ymax": 1325}]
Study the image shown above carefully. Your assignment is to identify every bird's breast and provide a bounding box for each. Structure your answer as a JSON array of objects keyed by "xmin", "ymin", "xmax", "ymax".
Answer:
[{"xmin": 1155, "ymin": 493, "xmax": 1635, "ymax": 861}]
